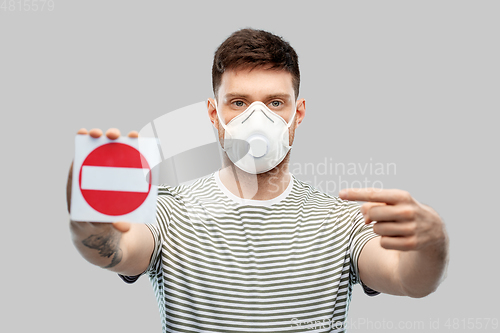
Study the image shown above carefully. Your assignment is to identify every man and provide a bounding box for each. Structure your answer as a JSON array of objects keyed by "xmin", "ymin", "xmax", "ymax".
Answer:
[{"xmin": 67, "ymin": 28, "xmax": 449, "ymax": 332}]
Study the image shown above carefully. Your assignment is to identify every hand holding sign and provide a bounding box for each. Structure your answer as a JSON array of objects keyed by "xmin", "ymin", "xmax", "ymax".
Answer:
[
  {"xmin": 339, "ymin": 188, "xmax": 446, "ymax": 251},
  {"xmin": 69, "ymin": 128, "xmax": 160, "ymax": 225}
]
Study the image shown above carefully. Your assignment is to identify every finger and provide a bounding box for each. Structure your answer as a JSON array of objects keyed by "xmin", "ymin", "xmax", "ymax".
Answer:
[
  {"xmin": 339, "ymin": 188, "xmax": 412, "ymax": 205},
  {"xmin": 127, "ymin": 130, "xmax": 139, "ymax": 138},
  {"xmin": 360, "ymin": 202, "xmax": 386, "ymax": 224},
  {"xmin": 365, "ymin": 204, "xmax": 417, "ymax": 223},
  {"xmin": 105, "ymin": 128, "xmax": 121, "ymax": 140},
  {"xmin": 380, "ymin": 235, "xmax": 418, "ymax": 251},
  {"xmin": 360, "ymin": 202, "xmax": 386, "ymax": 215},
  {"xmin": 373, "ymin": 221, "xmax": 417, "ymax": 237},
  {"xmin": 70, "ymin": 221, "xmax": 114, "ymax": 232},
  {"xmin": 88, "ymin": 128, "xmax": 103, "ymax": 138},
  {"xmin": 77, "ymin": 128, "xmax": 88, "ymax": 135},
  {"xmin": 112, "ymin": 221, "xmax": 131, "ymax": 233}
]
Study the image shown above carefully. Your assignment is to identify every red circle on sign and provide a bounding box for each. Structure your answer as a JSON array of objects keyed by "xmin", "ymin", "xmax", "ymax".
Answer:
[{"xmin": 79, "ymin": 143, "xmax": 151, "ymax": 216}]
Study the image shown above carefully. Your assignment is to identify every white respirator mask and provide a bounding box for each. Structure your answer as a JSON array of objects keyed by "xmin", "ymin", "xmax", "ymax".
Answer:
[{"xmin": 214, "ymin": 100, "xmax": 296, "ymax": 174}]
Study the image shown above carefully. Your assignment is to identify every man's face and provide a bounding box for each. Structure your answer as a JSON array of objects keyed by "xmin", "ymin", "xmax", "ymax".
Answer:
[{"xmin": 208, "ymin": 67, "xmax": 306, "ymax": 149}]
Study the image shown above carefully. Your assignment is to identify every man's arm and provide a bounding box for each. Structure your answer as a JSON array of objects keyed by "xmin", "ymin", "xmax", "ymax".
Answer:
[
  {"xmin": 67, "ymin": 128, "xmax": 155, "ymax": 277},
  {"xmin": 340, "ymin": 188, "xmax": 449, "ymax": 298}
]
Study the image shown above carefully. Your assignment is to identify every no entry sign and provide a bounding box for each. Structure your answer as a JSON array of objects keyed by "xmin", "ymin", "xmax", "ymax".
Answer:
[
  {"xmin": 79, "ymin": 142, "xmax": 151, "ymax": 216},
  {"xmin": 70, "ymin": 135, "xmax": 161, "ymax": 224}
]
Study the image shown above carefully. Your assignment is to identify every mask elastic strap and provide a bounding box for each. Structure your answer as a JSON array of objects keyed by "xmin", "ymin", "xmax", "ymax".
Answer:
[
  {"xmin": 213, "ymin": 99, "xmax": 231, "ymax": 153},
  {"xmin": 213, "ymin": 99, "xmax": 230, "ymax": 131},
  {"xmin": 286, "ymin": 108, "xmax": 297, "ymax": 129}
]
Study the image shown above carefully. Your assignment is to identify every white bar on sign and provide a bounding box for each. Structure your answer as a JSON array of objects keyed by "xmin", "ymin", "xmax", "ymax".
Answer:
[{"xmin": 81, "ymin": 166, "xmax": 150, "ymax": 192}]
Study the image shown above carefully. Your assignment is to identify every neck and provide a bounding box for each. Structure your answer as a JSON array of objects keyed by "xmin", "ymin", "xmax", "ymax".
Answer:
[{"xmin": 219, "ymin": 152, "xmax": 291, "ymax": 200}]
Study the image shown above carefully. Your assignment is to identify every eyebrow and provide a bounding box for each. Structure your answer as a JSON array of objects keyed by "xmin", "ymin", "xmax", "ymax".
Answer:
[{"xmin": 223, "ymin": 93, "xmax": 292, "ymax": 101}]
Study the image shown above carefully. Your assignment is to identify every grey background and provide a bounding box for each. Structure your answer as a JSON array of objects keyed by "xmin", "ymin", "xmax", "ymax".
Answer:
[{"xmin": 1, "ymin": 0, "xmax": 498, "ymax": 332}]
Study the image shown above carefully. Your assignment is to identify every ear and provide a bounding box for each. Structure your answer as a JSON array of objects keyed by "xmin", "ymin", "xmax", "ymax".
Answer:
[
  {"xmin": 207, "ymin": 98, "xmax": 218, "ymax": 130},
  {"xmin": 294, "ymin": 98, "xmax": 306, "ymax": 128}
]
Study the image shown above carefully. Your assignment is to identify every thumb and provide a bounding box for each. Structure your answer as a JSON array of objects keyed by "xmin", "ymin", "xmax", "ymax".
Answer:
[{"xmin": 112, "ymin": 221, "xmax": 131, "ymax": 233}]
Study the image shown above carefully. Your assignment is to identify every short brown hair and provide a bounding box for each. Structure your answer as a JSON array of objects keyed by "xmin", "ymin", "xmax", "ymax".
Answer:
[{"xmin": 212, "ymin": 28, "xmax": 300, "ymax": 101}]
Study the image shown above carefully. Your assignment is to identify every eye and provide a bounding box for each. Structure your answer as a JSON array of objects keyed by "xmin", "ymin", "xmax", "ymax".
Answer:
[
  {"xmin": 233, "ymin": 100, "xmax": 245, "ymax": 107},
  {"xmin": 270, "ymin": 101, "xmax": 283, "ymax": 108}
]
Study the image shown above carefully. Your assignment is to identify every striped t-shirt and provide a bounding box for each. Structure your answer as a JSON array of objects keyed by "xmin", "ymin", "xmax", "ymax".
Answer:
[{"xmin": 120, "ymin": 171, "xmax": 380, "ymax": 332}]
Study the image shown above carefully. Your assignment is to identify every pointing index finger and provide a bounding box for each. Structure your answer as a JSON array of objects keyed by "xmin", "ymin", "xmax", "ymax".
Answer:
[{"xmin": 339, "ymin": 188, "xmax": 412, "ymax": 205}]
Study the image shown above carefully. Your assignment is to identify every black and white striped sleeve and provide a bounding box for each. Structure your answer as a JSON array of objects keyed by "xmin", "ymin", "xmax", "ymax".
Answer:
[{"xmin": 348, "ymin": 202, "xmax": 381, "ymax": 296}]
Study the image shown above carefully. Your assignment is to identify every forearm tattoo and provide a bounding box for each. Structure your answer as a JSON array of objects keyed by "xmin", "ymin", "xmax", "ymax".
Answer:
[{"xmin": 82, "ymin": 230, "xmax": 123, "ymax": 268}]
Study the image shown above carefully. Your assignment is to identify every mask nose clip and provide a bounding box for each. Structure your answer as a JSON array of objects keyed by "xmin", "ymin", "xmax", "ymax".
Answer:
[
  {"xmin": 241, "ymin": 110, "xmax": 255, "ymax": 124},
  {"xmin": 260, "ymin": 109, "xmax": 274, "ymax": 123}
]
